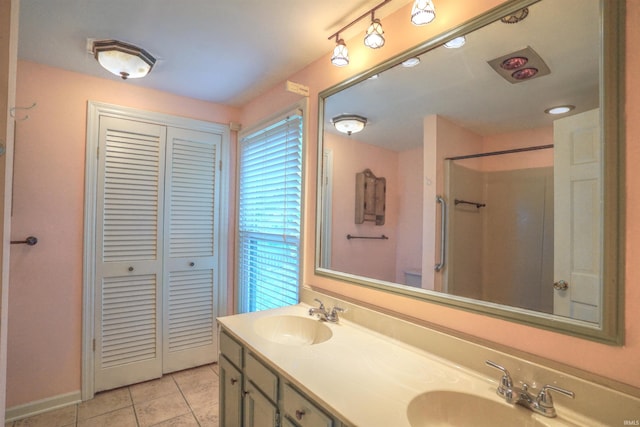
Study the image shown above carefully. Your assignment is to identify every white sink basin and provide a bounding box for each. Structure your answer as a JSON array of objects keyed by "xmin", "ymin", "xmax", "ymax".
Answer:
[
  {"xmin": 253, "ymin": 315, "xmax": 332, "ymax": 346},
  {"xmin": 407, "ymin": 391, "xmax": 554, "ymax": 427}
]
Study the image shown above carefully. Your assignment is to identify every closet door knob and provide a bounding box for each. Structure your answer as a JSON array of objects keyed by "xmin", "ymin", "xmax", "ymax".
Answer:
[
  {"xmin": 295, "ymin": 409, "xmax": 305, "ymax": 421},
  {"xmin": 189, "ymin": 262, "xmax": 195, "ymax": 267},
  {"xmin": 128, "ymin": 266, "xmax": 134, "ymax": 272}
]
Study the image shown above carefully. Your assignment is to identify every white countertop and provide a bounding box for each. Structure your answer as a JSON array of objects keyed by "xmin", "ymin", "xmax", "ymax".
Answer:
[{"xmin": 218, "ymin": 303, "xmax": 580, "ymax": 427}]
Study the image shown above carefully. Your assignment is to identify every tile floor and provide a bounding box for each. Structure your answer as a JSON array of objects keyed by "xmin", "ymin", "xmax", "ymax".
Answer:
[{"xmin": 6, "ymin": 363, "xmax": 219, "ymax": 427}]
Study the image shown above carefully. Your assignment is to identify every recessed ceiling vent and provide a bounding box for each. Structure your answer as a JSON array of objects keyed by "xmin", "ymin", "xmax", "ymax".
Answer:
[{"xmin": 487, "ymin": 46, "xmax": 550, "ymax": 84}]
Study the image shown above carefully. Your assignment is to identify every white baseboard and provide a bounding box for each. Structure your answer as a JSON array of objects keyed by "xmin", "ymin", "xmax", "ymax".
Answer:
[{"xmin": 5, "ymin": 391, "xmax": 81, "ymax": 422}]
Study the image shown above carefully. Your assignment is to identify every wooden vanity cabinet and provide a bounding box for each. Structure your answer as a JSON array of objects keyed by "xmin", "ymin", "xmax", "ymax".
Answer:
[{"xmin": 219, "ymin": 328, "xmax": 345, "ymax": 427}]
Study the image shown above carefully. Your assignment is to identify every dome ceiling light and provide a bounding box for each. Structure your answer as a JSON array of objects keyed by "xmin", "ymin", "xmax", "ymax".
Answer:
[
  {"xmin": 92, "ymin": 39, "xmax": 156, "ymax": 80},
  {"xmin": 331, "ymin": 114, "xmax": 368, "ymax": 136}
]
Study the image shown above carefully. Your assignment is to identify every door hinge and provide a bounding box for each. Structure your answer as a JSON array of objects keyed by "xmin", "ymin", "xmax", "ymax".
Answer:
[
  {"xmin": 92, "ymin": 338, "xmax": 96, "ymax": 352},
  {"xmin": 219, "ymin": 159, "xmax": 222, "ymax": 171},
  {"xmin": 96, "ymin": 145, "xmax": 100, "ymax": 159}
]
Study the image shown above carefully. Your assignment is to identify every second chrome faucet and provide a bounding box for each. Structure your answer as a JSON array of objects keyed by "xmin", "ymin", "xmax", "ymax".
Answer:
[
  {"xmin": 308, "ymin": 298, "xmax": 346, "ymax": 323},
  {"xmin": 486, "ymin": 360, "xmax": 575, "ymax": 418}
]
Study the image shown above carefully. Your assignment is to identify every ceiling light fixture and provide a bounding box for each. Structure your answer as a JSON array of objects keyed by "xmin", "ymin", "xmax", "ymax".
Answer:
[
  {"xmin": 364, "ymin": 15, "xmax": 385, "ymax": 49},
  {"xmin": 411, "ymin": 0, "xmax": 436, "ymax": 26},
  {"xmin": 545, "ymin": 105, "xmax": 575, "ymax": 115},
  {"xmin": 444, "ymin": 36, "xmax": 466, "ymax": 49},
  {"xmin": 331, "ymin": 37, "xmax": 350, "ymax": 67},
  {"xmin": 328, "ymin": 0, "xmax": 391, "ymax": 66},
  {"xmin": 402, "ymin": 57, "xmax": 421, "ymax": 67},
  {"xmin": 92, "ymin": 39, "xmax": 156, "ymax": 80},
  {"xmin": 332, "ymin": 114, "xmax": 368, "ymax": 135}
]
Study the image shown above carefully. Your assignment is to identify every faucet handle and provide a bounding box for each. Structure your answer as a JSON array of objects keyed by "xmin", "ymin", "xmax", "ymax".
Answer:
[
  {"xmin": 537, "ymin": 384, "xmax": 575, "ymax": 409},
  {"xmin": 485, "ymin": 360, "xmax": 514, "ymax": 401},
  {"xmin": 313, "ymin": 298, "xmax": 325, "ymax": 309},
  {"xmin": 327, "ymin": 306, "xmax": 346, "ymax": 322}
]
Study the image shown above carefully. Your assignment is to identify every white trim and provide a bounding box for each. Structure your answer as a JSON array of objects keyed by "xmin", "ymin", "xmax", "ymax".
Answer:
[
  {"xmin": 320, "ymin": 149, "xmax": 333, "ymax": 268},
  {"xmin": 5, "ymin": 391, "xmax": 81, "ymax": 422},
  {"xmin": 82, "ymin": 101, "xmax": 231, "ymax": 400}
]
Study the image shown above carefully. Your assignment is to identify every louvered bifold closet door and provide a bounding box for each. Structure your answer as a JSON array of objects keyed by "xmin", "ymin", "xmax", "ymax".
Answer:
[
  {"xmin": 162, "ymin": 127, "xmax": 221, "ymax": 373},
  {"xmin": 95, "ymin": 116, "xmax": 165, "ymax": 392}
]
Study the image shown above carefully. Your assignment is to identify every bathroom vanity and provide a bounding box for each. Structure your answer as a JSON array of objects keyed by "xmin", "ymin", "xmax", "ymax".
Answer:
[{"xmin": 217, "ymin": 290, "xmax": 640, "ymax": 426}]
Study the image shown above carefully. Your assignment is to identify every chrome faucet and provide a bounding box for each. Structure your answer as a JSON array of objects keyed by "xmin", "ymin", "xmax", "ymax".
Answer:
[
  {"xmin": 308, "ymin": 299, "xmax": 346, "ymax": 323},
  {"xmin": 486, "ymin": 360, "xmax": 575, "ymax": 418}
]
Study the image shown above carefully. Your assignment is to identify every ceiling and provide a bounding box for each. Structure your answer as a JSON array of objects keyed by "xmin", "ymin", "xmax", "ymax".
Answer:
[
  {"xmin": 17, "ymin": 0, "xmax": 409, "ymax": 106},
  {"xmin": 17, "ymin": 0, "xmax": 601, "ymax": 148}
]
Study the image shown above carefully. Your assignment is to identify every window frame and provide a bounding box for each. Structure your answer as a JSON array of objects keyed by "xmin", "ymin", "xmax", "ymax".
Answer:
[{"xmin": 235, "ymin": 100, "xmax": 307, "ymax": 313}]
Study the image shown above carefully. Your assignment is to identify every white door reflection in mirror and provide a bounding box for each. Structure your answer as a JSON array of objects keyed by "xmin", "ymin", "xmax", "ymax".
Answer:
[{"xmin": 553, "ymin": 108, "xmax": 602, "ymax": 323}]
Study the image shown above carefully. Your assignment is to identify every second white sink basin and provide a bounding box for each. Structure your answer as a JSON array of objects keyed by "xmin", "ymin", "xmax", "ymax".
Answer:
[
  {"xmin": 407, "ymin": 390, "xmax": 557, "ymax": 427},
  {"xmin": 253, "ymin": 315, "xmax": 332, "ymax": 346}
]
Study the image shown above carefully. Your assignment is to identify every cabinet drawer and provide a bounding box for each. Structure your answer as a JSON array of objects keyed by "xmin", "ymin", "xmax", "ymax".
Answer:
[
  {"xmin": 219, "ymin": 329, "xmax": 243, "ymax": 369},
  {"xmin": 283, "ymin": 384, "xmax": 333, "ymax": 427},
  {"xmin": 245, "ymin": 352, "xmax": 278, "ymax": 402}
]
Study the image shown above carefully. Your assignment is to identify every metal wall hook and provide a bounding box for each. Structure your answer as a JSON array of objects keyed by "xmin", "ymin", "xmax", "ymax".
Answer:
[
  {"xmin": 10, "ymin": 236, "xmax": 38, "ymax": 246},
  {"xmin": 10, "ymin": 102, "xmax": 37, "ymax": 121}
]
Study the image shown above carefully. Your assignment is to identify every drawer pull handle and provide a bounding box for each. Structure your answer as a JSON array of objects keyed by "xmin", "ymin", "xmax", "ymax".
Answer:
[
  {"xmin": 230, "ymin": 378, "xmax": 238, "ymax": 385},
  {"xmin": 295, "ymin": 409, "xmax": 305, "ymax": 421},
  {"xmin": 189, "ymin": 262, "xmax": 195, "ymax": 267},
  {"xmin": 128, "ymin": 266, "xmax": 134, "ymax": 272}
]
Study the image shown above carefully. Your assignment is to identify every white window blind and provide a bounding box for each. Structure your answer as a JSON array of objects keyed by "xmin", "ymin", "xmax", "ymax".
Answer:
[{"xmin": 238, "ymin": 112, "xmax": 303, "ymax": 313}]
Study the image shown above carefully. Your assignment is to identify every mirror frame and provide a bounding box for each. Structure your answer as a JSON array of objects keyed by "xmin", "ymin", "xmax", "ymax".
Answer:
[{"xmin": 315, "ymin": 0, "xmax": 625, "ymax": 344}]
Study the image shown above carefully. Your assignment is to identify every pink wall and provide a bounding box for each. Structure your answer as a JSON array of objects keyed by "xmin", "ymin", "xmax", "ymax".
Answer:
[
  {"xmin": 244, "ymin": 0, "xmax": 640, "ymax": 389},
  {"xmin": 427, "ymin": 115, "xmax": 484, "ymax": 291},
  {"xmin": 395, "ymin": 147, "xmax": 423, "ymax": 284},
  {"xmin": 482, "ymin": 126, "xmax": 554, "ymax": 171},
  {"xmin": 325, "ymin": 133, "xmax": 398, "ymax": 282},
  {"xmin": 9, "ymin": 61, "xmax": 240, "ymax": 406}
]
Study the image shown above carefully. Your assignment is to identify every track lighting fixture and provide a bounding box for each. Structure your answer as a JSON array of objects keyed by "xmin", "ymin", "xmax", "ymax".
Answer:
[
  {"xmin": 327, "ymin": 0, "xmax": 439, "ymax": 66},
  {"xmin": 328, "ymin": 0, "xmax": 391, "ymax": 66},
  {"xmin": 331, "ymin": 36, "xmax": 350, "ymax": 67},
  {"xmin": 364, "ymin": 14, "xmax": 385, "ymax": 49},
  {"xmin": 411, "ymin": 0, "xmax": 436, "ymax": 26}
]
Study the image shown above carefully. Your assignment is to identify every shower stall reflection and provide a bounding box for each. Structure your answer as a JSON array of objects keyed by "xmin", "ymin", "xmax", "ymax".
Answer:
[{"xmin": 444, "ymin": 146, "xmax": 554, "ymax": 313}]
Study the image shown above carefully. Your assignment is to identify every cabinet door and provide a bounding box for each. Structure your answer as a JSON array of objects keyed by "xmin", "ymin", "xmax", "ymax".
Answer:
[
  {"xmin": 244, "ymin": 381, "xmax": 279, "ymax": 427},
  {"xmin": 219, "ymin": 356, "xmax": 243, "ymax": 426}
]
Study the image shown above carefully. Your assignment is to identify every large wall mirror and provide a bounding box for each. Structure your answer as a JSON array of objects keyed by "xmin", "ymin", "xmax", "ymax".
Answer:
[{"xmin": 316, "ymin": 0, "xmax": 624, "ymax": 343}]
